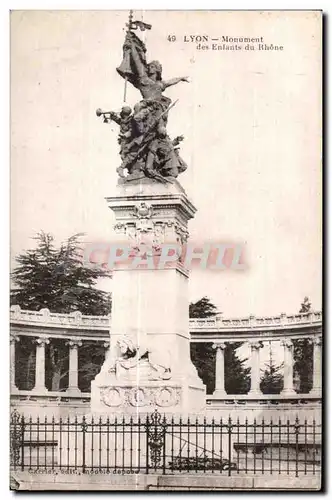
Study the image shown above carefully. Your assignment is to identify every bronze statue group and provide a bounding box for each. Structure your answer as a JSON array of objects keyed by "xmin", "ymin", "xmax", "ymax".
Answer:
[{"xmin": 97, "ymin": 23, "xmax": 189, "ymax": 183}]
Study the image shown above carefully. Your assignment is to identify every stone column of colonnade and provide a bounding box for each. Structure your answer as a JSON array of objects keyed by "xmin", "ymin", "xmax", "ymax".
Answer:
[
  {"xmin": 280, "ymin": 339, "xmax": 296, "ymax": 396},
  {"xmin": 32, "ymin": 337, "xmax": 50, "ymax": 393},
  {"xmin": 10, "ymin": 334, "xmax": 50, "ymax": 393},
  {"xmin": 10, "ymin": 334, "xmax": 19, "ymax": 392},
  {"xmin": 212, "ymin": 342, "xmax": 227, "ymax": 397},
  {"xmin": 310, "ymin": 336, "xmax": 322, "ymax": 396},
  {"xmin": 248, "ymin": 341, "xmax": 263, "ymax": 396},
  {"xmin": 66, "ymin": 338, "xmax": 83, "ymax": 395}
]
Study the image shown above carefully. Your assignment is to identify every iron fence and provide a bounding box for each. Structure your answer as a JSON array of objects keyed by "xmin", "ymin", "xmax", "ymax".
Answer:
[{"xmin": 10, "ymin": 410, "xmax": 321, "ymax": 476}]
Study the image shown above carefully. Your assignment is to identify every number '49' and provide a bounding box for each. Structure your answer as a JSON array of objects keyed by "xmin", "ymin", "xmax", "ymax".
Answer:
[{"xmin": 167, "ymin": 35, "xmax": 176, "ymax": 42}]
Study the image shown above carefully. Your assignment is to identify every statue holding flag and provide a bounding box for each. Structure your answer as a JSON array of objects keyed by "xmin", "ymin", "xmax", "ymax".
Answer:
[{"xmin": 97, "ymin": 12, "xmax": 189, "ymax": 182}]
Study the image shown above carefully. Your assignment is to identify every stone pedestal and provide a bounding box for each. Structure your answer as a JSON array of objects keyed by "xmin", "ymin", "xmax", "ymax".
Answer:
[{"xmin": 91, "ymin": 178, "xmax": 206, "ymax": 414}]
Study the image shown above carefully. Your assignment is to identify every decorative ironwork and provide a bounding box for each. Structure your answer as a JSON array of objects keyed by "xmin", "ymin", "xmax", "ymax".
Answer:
[
  {"xmin": 10, "ymin": 410, "xmax": 24, "ymax": 468},
  {"xmin": 146, "ymin": 409, "xmax": 167, "ymax": 469},
  {"xmin": 9, "ymin": 410, "xmax": 321, "ymax": 476}
]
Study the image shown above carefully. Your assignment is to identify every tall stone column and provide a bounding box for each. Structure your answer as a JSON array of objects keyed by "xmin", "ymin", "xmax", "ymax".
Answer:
[
  {"xmin": 281, "ymin": 339, "xmax": 296, "ymax": 396},
  {"xmin": 32, "ymin": 337, "xmax": 50, "ymax": 393},
  {"xmin": 212, "ymin": 342, "xmax": 227, "ymax": 398},
  {"xmin": 310, "ymin": 336, "xmax": 322, "ymax": 397},
  {"xmin": 10, "ymin": 334, "xmax": 19, "ymax": 392},
  {"xmin": 66, "ymin": 339, "xmax": 82, "ymax": 395},
  {"xmin": 248, "ymin": 341, "xmax": 263, "ymax": 396}
]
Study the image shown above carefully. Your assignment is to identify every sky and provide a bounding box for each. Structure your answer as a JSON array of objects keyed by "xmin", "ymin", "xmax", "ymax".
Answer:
[{"xmin": 10, "ymin": 10, "xmax": 322, "ymax": 317}]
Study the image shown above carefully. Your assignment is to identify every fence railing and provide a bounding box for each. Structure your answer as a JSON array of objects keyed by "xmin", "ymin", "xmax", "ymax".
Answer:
[{"xmin": 10, "ymin": 410, "xmax": 321, "ymax": 477}]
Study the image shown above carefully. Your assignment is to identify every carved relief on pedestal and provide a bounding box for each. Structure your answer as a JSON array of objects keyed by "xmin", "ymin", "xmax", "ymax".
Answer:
[
  {"xmin": 112, "ymin": 202, "xmax": 189, "ymax": 259},
  {"xmin": 128, "ymin": 387, "xmax": 151, "ymax": 407},
  {"xmin": 99, "ymin": 385, "xmax": 181, "ymax": 408},
  {"xmin": 100, "ymin": 387, "xmax": 123, "ymax": 407},
  {"xmin": 155, "ymin": 387, "xmax": 181, "ymax": 407}
]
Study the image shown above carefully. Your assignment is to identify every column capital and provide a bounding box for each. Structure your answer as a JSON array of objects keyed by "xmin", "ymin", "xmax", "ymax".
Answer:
[
  {"xmin": 103, "ymin": 341, "xmax": 110, "ymax": 349},
  {"xmin": 34, "ymin": 337, "xmax": 50, "ymax": 346},
  {"xmin": 281, "ymin": 339, "xmax": 293, "ymax": 349},
  {"xmin": 212, "ymin": 342, "xmax": 227, "ymax": 351},
  {"xmin": 249, "ymin": 340, "xmax": 263, "ymax": 350},
  {"xmin": 66, "ymin": 338, "xmax": 83, "ymax": 349},
  {"xmin": 10, "ymin": 333, "xmax": 20, "ymax": 344},
  {"xmin": 313, "ymin": 336, "xmax": 322, "ymax": 346}
]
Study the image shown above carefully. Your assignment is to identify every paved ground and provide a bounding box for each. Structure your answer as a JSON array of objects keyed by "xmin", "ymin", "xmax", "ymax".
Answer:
[{"xmin": 10, "ymin": 470, "xmax": 321, "ymax": 491}]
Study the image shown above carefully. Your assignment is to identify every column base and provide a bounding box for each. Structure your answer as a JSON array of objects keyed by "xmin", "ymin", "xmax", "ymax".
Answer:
[
  {"xmin": 66, "ymin": 387, "xmax": 82, "ymax": 397},
  {"xmin": 31, "ymin": 387, "xmax": 49, "ymax": 395},
  {"xmin": 212, "ymin": 390, "xmax": 228, "ymax": 399},
  {"xmin": 247, "ymin": 390, "xmax": 263, "ymax": 398},
  {"xmin": 308, "ymin": 388, "xmax": 322, "ymax": 397},
  {"xmin": 280, "ymin": 389, "xmax": 297, "ymax": 397}
]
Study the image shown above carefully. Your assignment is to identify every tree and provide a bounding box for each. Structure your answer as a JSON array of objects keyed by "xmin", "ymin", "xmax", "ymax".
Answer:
[
  {"xmin": 189, "ymin": 297, "xmax": 218, "ymax": 393},
  {"xmin": 15, "ymin": 337, "xmax": 36, "ymax": 390},
  {"xmin": 11, "ymin": 231, "xmax": 111, "ymax": 315},
  {"xmin": 224, "ymin": 343, "xmax": 250, "ymax": 394},
  {"xmin": 78, "ymin": 341, "xmax": 107, "ymax": 392},
  {"xmin": 260, "ymin": 342, "xmax": 283, "ymax": 394},
  {"xmin": 189, "ymin": 297, "xmax": 250, "ymax": 394},
  {"xmin": 11, "ymin": 231, "xmax": 112, "ymax": 391},
  {"xmin": 189, "ymin": 296, "xmax": 218, "ymax": 318},
  {"xmin": 293, "ymin": 297, "xmax": 313, "ymax": 393},
  {"xmin": 45, "ymin": 339, "xmax": 69, "ymax": 391}
]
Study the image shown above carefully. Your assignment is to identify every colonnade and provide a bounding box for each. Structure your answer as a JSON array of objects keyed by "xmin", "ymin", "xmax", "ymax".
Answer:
[
  {"xmin": 10, "ymin": 334, "xmax": 110, "ymax": 395},
  {"xmin": 212, "ymin": 337, "xmax": 322, "ymax": 397}
]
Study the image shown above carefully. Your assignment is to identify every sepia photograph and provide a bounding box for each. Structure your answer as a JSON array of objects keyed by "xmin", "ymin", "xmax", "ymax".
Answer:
[{"xmin": 9, "ymin": 9, "xmax": 322, "ymax": 491}]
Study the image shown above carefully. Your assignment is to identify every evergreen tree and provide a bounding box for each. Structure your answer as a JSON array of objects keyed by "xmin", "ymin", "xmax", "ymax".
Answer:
[
  {"xmin": 260, "ymin": 342, "xmax": 283, "ymax": 394},
  {"xmin": 190, "ymin": 343, "xmax": 215, "ymax": 394},
  {"xmin": 11, "ymin": 232, "xmax": 112, "ymax": 391},
  {"xmin": 189, "ymin": 296, "xmax": 218, "ymax": 318},
  {"xmin": 293, "ymin": 297, "xmax": 313, "ymax": 393},
  {"xmin": 11, "ymin": 231, "xmax": 111, "ymax": 315},
  {"xmin": 224, "ymin": 342, "xmax": 250, "ymax": 394}
]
